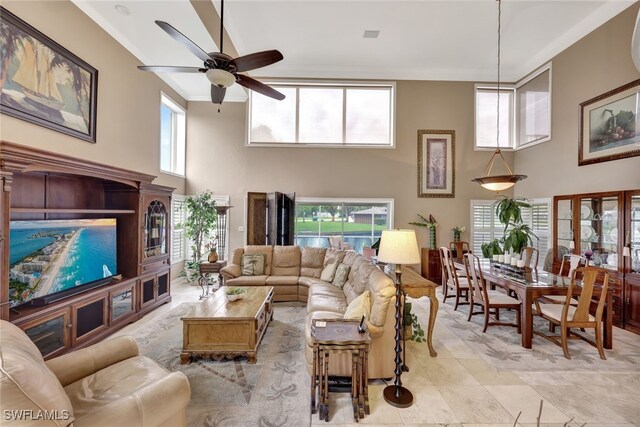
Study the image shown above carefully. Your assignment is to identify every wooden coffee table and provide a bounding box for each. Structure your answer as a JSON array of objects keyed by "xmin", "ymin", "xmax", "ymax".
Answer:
[{"xmin": 180, "ymin": 286, "xmax": 274, "ymax": 364}]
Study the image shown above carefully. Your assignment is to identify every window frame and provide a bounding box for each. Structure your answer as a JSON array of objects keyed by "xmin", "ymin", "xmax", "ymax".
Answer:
[
  {"xmin": 171, "ymin": 194, "xmax": 187, "ymax": 264},
  {"xmin": 159, "ymin": 92, "xmax": 186, "ymax": 177},
  {"xmin": 246, "ymin": 80, "xmax": 396, "ymax": 148},
  {"xmin": 474, "ymin": 63, "xmax": 552, "ymax": 151}
]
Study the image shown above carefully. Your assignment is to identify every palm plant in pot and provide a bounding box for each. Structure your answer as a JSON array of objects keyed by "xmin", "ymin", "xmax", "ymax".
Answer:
[
  {"xmin": 183, "ymin": 190, "xmax": 218, "ymax": 281},
  {"xmin": 494, "ymin": 196, "xmax": 538, "ymax": 255}
]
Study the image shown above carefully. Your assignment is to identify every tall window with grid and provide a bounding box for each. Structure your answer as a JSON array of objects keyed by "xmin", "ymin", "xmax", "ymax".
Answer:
[{"xmin": 171, "ymin": 195, "xmax": 187, "ymax": 263}]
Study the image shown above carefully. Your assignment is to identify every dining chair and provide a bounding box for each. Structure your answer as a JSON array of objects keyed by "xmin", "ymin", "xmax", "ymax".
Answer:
[
  {"xmin": 520, "ymin": 247, "xmax": 539, "ymax": 269},
  {"xmin": 439, "ymin": 246, "xmax": 470, "ymax": 310},
  {"xmin": 463, "ymin": 253, "xmax": 521, "ymax": 333},
  {"xmin": 448, "ymin": 241, "xmax": 469, "ymax": 276},
  {"xmin": 534, "ymin": 266, "xmax": 609, "ymax": 360},
  {"xmin": 539, "ymin": 254, "xmax": 588, "ymax": 305}
]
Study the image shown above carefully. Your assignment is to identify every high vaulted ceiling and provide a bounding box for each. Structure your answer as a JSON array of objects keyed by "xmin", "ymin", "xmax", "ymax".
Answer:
[{"xmin": 72, "ymin": 0, "xmax": 636, "ymax": 102}]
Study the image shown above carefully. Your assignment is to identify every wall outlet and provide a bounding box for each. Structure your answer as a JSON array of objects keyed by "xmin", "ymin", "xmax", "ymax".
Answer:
[{"xmin": 238, "ymin": 226, "xmax": 245, "ymax": 232}]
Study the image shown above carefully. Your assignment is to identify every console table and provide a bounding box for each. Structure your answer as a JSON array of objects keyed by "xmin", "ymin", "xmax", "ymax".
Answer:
[
  {"xmin": 311, "ymin": 319, "xmax": 370, "ymax": 422},
  {"xmin": 198, "ymin": 261, "xmax": 227, "ymax": 299}
]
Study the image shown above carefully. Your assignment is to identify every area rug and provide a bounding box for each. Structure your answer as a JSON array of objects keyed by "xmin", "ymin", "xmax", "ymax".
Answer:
[
  {"xmin": 130, "ymin": 302, "xmax": 311, "ymax": 427},
  {"xmin": 415, "ymin": 293, "xmax": 640, "ymax": 372}
]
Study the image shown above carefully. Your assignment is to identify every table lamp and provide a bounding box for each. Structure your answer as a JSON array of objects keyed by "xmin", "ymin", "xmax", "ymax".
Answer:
[{"xmin": 377, "ymin": 229, "xmax": 420, "ymax": 408}]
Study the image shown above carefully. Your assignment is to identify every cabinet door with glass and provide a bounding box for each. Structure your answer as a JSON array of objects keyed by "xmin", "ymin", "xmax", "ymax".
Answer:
[
  {"xmin": 143, "ymin": 198, "xmax": 169, "ymax": 260},
  {"xmin": 554, "ymin": 195, "xmax": 574, "ymax": 259},
  {"xmin": 625, "ymin": 190, "xmax": 640, "ymax": 333},
  {"xmin": 20, "ymin": 308, "xmax": 71, "ymax": 359},
  {"xmin": 577, "ymin": 192, "xmax": 623, "ymax": 272}
]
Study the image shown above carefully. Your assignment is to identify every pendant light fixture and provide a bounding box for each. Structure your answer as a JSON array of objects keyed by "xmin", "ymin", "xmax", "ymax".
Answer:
[{"xmin": 472, "ymin": 0, "xmax": 526, "ymax": 192}]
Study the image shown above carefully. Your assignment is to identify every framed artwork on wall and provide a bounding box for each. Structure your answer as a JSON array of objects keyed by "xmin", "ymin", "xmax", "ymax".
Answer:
[
  {"xmin": 579, "ymin": 79, "xmax": 640, "ymax": 166},
  {"xmin": 0, "ymin": 7, "xmax": 98, "ymax": 143},
  {"xmin": 417, "ymin": 129, "xmax": 455, "ymax": 198}
]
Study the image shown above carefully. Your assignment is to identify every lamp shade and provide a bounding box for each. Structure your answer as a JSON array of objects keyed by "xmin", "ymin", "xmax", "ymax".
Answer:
[{"xmin": 377, "ymin": 229, "xmax": 420, "ymax": 265}]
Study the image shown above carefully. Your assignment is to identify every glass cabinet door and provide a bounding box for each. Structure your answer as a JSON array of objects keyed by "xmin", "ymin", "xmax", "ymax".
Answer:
[
  {"xmin": 144, "ymin": 200, "xmax": 167, "ymax": 258},
  {"xmin": 579, "ymin": 196, "xmax": 619, "ymax": 271},
  {"xmin": 556, "ymin": 198, "xmax": 573, "ymax": 258},
  {"xmin": 111, "ymin": 285, "xmax": 135, "ymax": 323},
  {"xmin": 630, "ymin": 194, "xmax": 640, "ymax": 274},
  {"xmin": 23, "ymin": 310, "xmax": 70, "ymax": 358}
]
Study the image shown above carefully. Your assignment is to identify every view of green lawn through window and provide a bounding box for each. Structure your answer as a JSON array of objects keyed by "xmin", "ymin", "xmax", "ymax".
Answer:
[{"xmin": 294, "ymin": 201, "xmax": 392, "ymax": 254}]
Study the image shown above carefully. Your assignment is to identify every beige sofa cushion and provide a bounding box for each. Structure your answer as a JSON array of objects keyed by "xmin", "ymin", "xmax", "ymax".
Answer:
[
  {"xmin": 298, "ymin": 276, "xmax": 328, "ymax": 289},
  {"xmin": 342, "ymin": 250, "xmax": 360, "ymax": 267},
  {"xmin": 230, "ymin": 247, "xmax": 244, "ymax": 266},
  {"xmin": 300, "ymin": 247, "xmax": 327, "ymax": 278},
  {"xmin": 367, "ymin": 269, "xmax": 395, "ymax": 327},
  {"xmin": 271, "ymin": 246, "xmax": 301, "ymax": 276},
  {"xmin": 343, "ymin": 290, "xmax": 371, "ymax": 320},
  {"xmin": 308, "ymin": 282, "xmax": 346, "ymax": 299},
  {"xmin": 245, "ymin": 246, "xmax": 274, "ymax": 275},
  {"xmin": 0, "ymin": 320, "xmax": 75, "ymax": 426},
  {"xmin": 266, "ymin": 275, "xmax": 299, "ymax": 286},
  {"xmin": 320, "ymin": 248, "xmax": 346, "ymax": 281},
  {"xmin": 306, "ymin": 293, "xmax": 347, "ymax": 315},
  {"xmin": 343, "ymin": 263, "xmax": 377, "ymax": 304},
  {"xmin": 226, "ymin": 275, "xmax": 268, "ymax": 286}
]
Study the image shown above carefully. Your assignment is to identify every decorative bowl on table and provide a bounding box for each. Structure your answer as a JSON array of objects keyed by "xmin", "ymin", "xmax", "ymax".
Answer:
[{"xmin": 226, "ymin": 287, "xmax": 246, "ymax": 301}]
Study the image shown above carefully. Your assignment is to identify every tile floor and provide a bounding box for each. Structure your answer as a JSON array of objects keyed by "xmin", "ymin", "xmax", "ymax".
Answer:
[{"xmin": 117, "ymin": 278, "xmax": 640, "ymax": 427}]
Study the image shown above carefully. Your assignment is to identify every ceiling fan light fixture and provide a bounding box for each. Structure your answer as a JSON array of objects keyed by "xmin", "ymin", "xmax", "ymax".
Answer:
[{"xmin": 206, "ymin": 69, "xmax": 235, "ymax": 88}]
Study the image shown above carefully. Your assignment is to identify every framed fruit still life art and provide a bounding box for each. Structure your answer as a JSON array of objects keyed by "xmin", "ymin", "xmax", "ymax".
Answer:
[{"xmin": 579, "ymin": 79, "xmax": 639, "ymax": 166}]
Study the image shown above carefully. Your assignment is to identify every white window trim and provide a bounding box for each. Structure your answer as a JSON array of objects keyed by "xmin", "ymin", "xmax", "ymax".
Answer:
[
  {"xmin": 171, "ymin": 194, "xmax": 187, "ymax": 264},
  {"xmin": 246, "ymin": 80, "xmax": 396, "ymax": 149},
  {"xmin": 160, "ymin": 91, "xmax": 186, "ymax": 177},
  {"xmin": 474, "ymin": 63, "xmax": 552, "ymax": 152},
  {"xmin": 514, "ymin": 63, "xmax": 552, "ymax": 150}
]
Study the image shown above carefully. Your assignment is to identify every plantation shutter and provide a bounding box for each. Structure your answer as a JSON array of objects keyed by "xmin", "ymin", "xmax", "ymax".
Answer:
[
  {"xmin": 171, "ymin": 195, "xmax": 187, "ymax": 263},
  {"xmin": 470, "ymin": 200, "xmax": 502, "ymax": 256},
  {"xmin": 521, "ymin": 199, "xmax": 551, "ymax": 268}
]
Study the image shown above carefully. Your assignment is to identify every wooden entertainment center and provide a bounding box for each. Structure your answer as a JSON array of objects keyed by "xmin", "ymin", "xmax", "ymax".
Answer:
[{"xmin": 0, "ymin": 141, "xmax": 174, "ymax": 358}]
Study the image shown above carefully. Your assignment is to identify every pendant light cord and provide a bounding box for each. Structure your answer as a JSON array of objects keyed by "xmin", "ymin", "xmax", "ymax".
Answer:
[{"xmin": 496, "ymin": 0, "xmax": 501, "ymax": 151}]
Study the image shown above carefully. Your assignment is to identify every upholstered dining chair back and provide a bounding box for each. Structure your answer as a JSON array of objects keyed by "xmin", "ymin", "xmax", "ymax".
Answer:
[
  {"xmin": 463, "ymin": 253, "xmax": 486, "ymax": 304},
  {"xmin": 521, "ymin": 247, "xmax": 539, "ymax": 269}
]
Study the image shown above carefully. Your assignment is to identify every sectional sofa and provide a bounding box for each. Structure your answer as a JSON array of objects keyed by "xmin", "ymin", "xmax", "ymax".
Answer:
[{"xmin": 220, "ymin": 245, "xmax": 396, "ymax": 379}]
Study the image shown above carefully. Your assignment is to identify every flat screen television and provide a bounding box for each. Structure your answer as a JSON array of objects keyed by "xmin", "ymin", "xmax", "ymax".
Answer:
[{"xmin": 9, "ymin": 218, "xmax": 117, "ymax": 307}]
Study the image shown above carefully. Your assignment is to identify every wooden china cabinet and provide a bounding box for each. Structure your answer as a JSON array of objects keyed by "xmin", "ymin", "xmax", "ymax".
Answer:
[
  {"xmin": 0, "ymin": 142, "xmax": 174, "ymax": 358},
  {"xmin": 553, "ymin": 189, "xmax": 640, "ymax": 333}
]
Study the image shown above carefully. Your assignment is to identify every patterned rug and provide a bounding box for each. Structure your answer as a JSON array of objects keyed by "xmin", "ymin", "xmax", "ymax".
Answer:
[
  {"xmin": 130, "ymin": 302, "xmax": 311, "ymax": 427},
  {"xmin": 414, "ymin": 292, "xmax": 640, "ymax": 372}
]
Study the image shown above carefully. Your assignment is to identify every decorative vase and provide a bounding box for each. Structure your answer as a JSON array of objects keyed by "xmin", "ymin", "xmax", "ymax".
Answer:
[
  {"xmin": 429, "ymin": 228, "xmax": 436, "ymax": 250},
  {"xmin": 208, "ymin": 251, "xmax": 218, "ymax": 263},
  {"xmin": 453, "ymin": 230, "xmax": 461, "ymax": 242}
]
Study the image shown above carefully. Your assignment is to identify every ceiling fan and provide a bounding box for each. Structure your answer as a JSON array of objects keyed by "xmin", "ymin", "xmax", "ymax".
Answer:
[{"xmin": 138, "ymin": 0, "xmax": 284, "ymax": 107}]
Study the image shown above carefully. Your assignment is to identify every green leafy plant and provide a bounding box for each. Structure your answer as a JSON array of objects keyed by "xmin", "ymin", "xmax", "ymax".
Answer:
[
  {"xmin": 494, "ymin": 196, "xmax": 531, "ymax": 234},
  {"xmin": 481, "ymin": 239, "xmax": 503, "ymax": 258},
  {"xmin": 225, "ymin": 287, "xmax": 246, "ymax": 296},
  {"xmin": 409, "ymin": 213, "xmax": 438, "ymax": 229},
  {"xmin": 184, "ymin": 190, "xmax": 218, "ymax": 263},
  {"xmin": 503, "ymin": 223, "xmax": 538, "ymax": 254},
  {"xmin": 403, "ymin": 302, "xmax": 425, "ymax": 342}
]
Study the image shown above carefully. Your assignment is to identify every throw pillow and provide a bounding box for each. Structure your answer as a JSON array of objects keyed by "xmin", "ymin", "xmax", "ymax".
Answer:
[
  {"xmin": 343, "ymin": 290, "xmax": 371, "ymax": 320},
  {"xmin": 320, "ymin": 248, "xmax": 345, "ymax": 282},
  {"xmin": 241, "ymin": 254, "xmax": 265, "ymax": 276},
  {"xmin": 332, "ymin": 263, "xmax": 351, "ymax": 289}
]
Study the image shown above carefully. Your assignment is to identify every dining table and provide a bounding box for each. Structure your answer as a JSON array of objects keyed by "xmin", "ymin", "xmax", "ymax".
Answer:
[{"xmin": 453, "ymin": 259, "xmax": 613, "ymax": 350}]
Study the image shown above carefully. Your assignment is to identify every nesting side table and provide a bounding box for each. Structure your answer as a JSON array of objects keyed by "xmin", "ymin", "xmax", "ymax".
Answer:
[
  {"xmin": 198, "ymin": 260, "xmax": 227, "ymax": 299},
  {"xmin": 311, "ymin": 319, "xmax": 371, "ymax": 422}
]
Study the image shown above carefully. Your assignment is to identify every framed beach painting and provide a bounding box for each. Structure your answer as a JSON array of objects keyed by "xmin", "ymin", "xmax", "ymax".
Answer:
[
  {"xmin": 417, "ymin": 129, "xmax": 455, "ymax": 198},
  {"xmin": 0, "ymin": 7, "xmax": 98, "ymax": 142},
  {"xmin": 579, "ymin": 79, "xmax": 640, "ymax": 166}
]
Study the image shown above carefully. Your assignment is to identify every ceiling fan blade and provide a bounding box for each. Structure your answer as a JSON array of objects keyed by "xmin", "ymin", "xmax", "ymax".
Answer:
[
  {"xmin": 231, "ymin": 50, "xmax": 283, "ymax": 73},
  {"xmin": 211, "ymin": 85, "xmax": 227, "ymax": 104},
  {"xmin": 236, "ymin": 75, "xmax": 285, "ymax": 100},
  {"xmin": 155, "ymin": 21, "xmax": 212, "ymax": 63},
  {"xmin": 138, "ymin": 66, "xmax": 206, "ymax": 73}
]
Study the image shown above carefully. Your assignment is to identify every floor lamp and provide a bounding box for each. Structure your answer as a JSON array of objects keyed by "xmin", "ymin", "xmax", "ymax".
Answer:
[{"xmin": 377, "ymin": 229, "xmax": 421, "ymax": 408}]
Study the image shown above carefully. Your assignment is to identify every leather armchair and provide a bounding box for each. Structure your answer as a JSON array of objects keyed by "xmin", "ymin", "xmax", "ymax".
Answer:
[{"xmin": 0, "ymin": 320, "xmax": 190, "ymax": 427}]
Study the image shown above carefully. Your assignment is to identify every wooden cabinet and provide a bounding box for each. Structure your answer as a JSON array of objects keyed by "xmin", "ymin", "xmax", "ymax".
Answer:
[
  {"xmin": 1, "ymin": 142, "xmax": 174, "ymax": 358},
  {"xmin": 420, "ymin": 248, "xmax": 442, "ymax": 286},
  {"xmin": 553, "ymin": 189, "xmax": 639, "ymax": 333}
]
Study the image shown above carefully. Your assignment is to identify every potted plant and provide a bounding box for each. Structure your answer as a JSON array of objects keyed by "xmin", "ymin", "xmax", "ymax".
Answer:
[
  {"xmin": 403, "ymin": 302, "xmax": 425, "ymax": 342},
  {"xmin": 183, "ymin": 190, "xmax": 218, "ymax": 280},
  {"xmin": 481, "ymin": 239, "xmax": 503, "ymax": 259},
  {"xmin": 206, "ymin": 239, "xmax": 219, "ymax": 263},
  {"xmin": 452, "ymin": 225, "xmax": 466, "ymax": 242},
  {"xmin": 409, "ymin": 214, "xmax": 438, "ymax": 249},
  {"xmin": 493, "ymin": 196, "xmax": 538, "ymax": 254}
]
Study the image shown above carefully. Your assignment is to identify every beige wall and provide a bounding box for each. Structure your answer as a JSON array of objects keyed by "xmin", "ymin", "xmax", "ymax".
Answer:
[
  {"xmin": 514, "ymin": 3, "xmax": 640, "ymax": 199},
  {"xmin": 0, "ymin": 1, "xmax": 186, "ymax": 193},
  {"xmin": 186, "ymin": 80, "xmax": 514, "ymax": 253}
]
